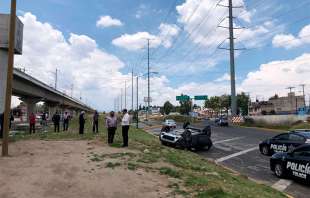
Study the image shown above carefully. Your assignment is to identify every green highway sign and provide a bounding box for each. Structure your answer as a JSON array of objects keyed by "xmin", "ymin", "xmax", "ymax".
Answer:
[
  {"xmin": 176, "ymin": 95, "xmax": 190, "ymax": 101},
  {"xmin": 194, "ymin": 95, "xmax": 208, "ymax": 100}
]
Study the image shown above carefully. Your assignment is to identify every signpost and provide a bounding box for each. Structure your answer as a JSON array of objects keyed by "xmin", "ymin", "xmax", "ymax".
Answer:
[
  {"xmin": 194, "ymin": 95, "xmax": 208, "ymax": 100},
  {"xmin": 1, "ymin": 0, "xmax": 23, "ymax": 156},
  {"xmin": 176, "ymin": 95, "xmax": 190, "ymax": 101}
]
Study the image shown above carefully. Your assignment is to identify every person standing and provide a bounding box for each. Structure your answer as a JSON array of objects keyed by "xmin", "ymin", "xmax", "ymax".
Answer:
[
  {"xmin": 9, "ymin": 113, "xmax": 14, "ymax": 130},
  {"xmin": 63, "ymin": 111, "xmax": 70, "ymax": 131},
  {"xmin": 79, "ymin": 111, "xmax": 86, "ymax": 134},
  {"xmin": 106, "ymin": 111, "xmax": 117, "ymax": 144},
  {"xmin": 92, "ymin": 110, "xmax": 99, "ymax": 133},
  {"xmin": 41, "ymin": 112, "xmax": 47, "ymax": 132},
  {"xmin": 0, "ymin": 113, "xmax": 3, "ymax": 139},
  {"xmin": 121, "ymin": 109, "xmax": 130, "ymax": 147},
  {"xmin": 29, "ymin": 113, "xmax": 36, "ymax": 134},
  {"xmin": 52, "ymin": 111, "xmax": 60, "ymax": 133}
]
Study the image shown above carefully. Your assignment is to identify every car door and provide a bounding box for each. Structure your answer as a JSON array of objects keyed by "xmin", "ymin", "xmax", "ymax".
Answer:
[
  {"xmin": 270, "ymin": 134, "xmax": 290, "ymax": 153},
  {"xmin": 287, "ymin": 134, "xmax": 306, "ymax": 152},
  {"xmin": 286, "ymin": 146, "xmax": 310, "ymax": 182}
]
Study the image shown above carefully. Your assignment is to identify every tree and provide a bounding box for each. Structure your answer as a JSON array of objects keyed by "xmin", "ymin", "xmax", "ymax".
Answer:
[
  {"xmin": 163, "ymin": 101, "xmax": 173, "ymax": 115},
  {"xmin": 178, "ymin": 94, "xmax": 192, "ymax": 115},
  {"xmin": 205, "ymin": 96, "xmax": 221, "ymax": 114},
  {"xmin": 237, "ymin": 92, "xmax": 250, "ymax": 116}
]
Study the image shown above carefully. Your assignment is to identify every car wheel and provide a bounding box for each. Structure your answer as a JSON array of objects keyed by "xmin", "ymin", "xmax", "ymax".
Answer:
[
  {"xmin": 274, "ymin": 163, "xmax": 284, "ymax": 178},
  {"xmin": 262, "ymin": 145, "xmax": 269, "ymax": 155}
]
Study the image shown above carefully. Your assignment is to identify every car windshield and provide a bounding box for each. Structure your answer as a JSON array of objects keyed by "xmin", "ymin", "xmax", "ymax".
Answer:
[
  {"xmin": 298, "ymin": 132, "xmax": 310, "ymax": 139},
  {"xmin": 166, "ymin": 120, "xmax": 175, "ymax": 123}
]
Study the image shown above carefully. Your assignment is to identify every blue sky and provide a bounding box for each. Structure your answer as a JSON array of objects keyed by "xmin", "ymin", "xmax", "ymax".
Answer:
[{"xmin": 3, "ymin": 0, "xmax": 310, "ymax": 110}]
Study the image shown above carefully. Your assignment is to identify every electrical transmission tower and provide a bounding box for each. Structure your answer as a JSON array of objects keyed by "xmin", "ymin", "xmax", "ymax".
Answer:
[{"xmin": 218, "ymin": 0, "xmax": 244, "ymax": 116}]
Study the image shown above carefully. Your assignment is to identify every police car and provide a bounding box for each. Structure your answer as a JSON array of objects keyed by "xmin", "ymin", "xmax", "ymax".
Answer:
[
  {"xmin": 259, "ymin": 132, "xmax": 310, "ymax": 156},
  {"xmin": 270, "ymin": 144, "xmax": 310, "ymax": 182}
]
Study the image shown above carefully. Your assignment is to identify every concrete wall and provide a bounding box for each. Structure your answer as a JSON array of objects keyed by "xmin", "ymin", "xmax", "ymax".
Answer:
[{"xmin": 248, "ymin": 115, "xmax": 308, "ymax": 125}]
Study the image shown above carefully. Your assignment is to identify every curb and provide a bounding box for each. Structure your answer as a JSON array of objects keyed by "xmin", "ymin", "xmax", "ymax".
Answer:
[{"xmin": 236, "ymin": 125, "xmax": 285, "ymax": 133}]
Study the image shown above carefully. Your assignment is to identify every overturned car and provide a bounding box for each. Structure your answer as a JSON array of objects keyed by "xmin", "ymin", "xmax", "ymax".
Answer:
[{"xmin": 159, "ymin": 122, "xmax": 212, "ymax": 151}]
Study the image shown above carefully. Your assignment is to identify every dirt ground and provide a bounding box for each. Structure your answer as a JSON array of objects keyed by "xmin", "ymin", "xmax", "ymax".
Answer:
[{"xmin": 0, "ymin": 140, "xmax": 176, "ymax": 198}]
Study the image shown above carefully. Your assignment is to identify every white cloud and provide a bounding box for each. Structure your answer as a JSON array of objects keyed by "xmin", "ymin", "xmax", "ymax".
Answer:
[
  {"xmin": 215, "ymin": 73, "xmax": 230, "ymax": 82},
  {"xmin": 112, "ymin": 23, "xmax": 179, "ymax": 51},
  {"xmin": 241, "ymin": 53, "xmax": 310, "ymax": 98},
  {"xmin": 272, "ymin": 24, "xmax": 310, "ymax": 49},
  {"xmin": 16, "ymin": 12, "xmax": 125, "ymax": 110},
  {"xmin": 96, "ymin": 15, "xmax": 123, "ymax": 28},
  {"xmin": 158, "ymin": 23, "xmax": 180, "ymax": 48},
  {"xmin": 176, "ymin": 0, "xmax": 276, "ymax": 49},
  {"xmin": 112, "ymin": 32, "xmax": 161, "ymax": 51}
]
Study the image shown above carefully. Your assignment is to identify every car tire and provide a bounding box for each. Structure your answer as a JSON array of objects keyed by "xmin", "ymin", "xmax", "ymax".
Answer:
[
  {"xmin": 261, "ymin": 145, "xmax": 270, "ymax": 155},
  {"xmin": 274, "ymin": 163, "xmax": 285, "ymax": 178}
]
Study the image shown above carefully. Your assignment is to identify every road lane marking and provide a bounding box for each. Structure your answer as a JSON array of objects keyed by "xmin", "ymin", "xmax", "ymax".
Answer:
[
  {"xmin": 272, "ymin": 179, "xmax": 292, "ymax": 192},
  {"xmin": 213, "ymin": 137, "xmax": 244, "ymax": 144},
  {"xmin": 215, "ymin": 146, "xmax": 258, "ymax": 163}
]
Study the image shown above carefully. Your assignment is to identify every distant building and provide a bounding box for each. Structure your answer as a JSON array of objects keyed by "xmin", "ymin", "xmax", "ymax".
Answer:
[{"xmin": 249, "ymin": 92, "xmax": 305, "ymax": 115}]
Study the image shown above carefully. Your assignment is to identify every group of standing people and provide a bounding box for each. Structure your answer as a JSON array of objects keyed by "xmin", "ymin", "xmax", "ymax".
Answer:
[
  {"xmin": 105, "ymin": 109, "xmax": 130, "ymax": 147},
  {"xmin": 51, "ymin": 111, "xmax": 71, "ymax": 133},
  {"xmin": 78, "ymin": 109, "xmax": 131, "ymax": 147}
]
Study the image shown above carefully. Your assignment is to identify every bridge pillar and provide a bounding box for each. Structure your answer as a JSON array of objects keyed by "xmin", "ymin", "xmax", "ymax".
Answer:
[
  {"xmin": 45, "ymin": 102, "xmax": 59, "ymax": 120},
  {"xmin": 20, "ymin": 98, "xmax": 40, "ymax": 122},
  {"xmin": 0, "ymin": 50, "xmax": 9, "ymax": 114}
]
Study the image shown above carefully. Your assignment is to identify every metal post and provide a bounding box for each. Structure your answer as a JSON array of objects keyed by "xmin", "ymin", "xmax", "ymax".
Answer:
[
  {"xmin": 125, "ymin": 81, "xmax": 127, "ymax": 109},
  {"xmin": 2, "ymin": 0, "xmax": 17, "ymax": 156},
  {"xmin": 55, "ymin": 68, "xmax": 58, "ymax": 90},
  {"xmin": 136, "ymin": 76, "xmax": 139, "ymax": 128},
  {"xmin": 132, "ymin": 69, "xmax": 134, "ymax": 111},
  {"xmin": 120, "ymin": 89, "xmax": 123, "ymax": 110},
  {"xmin": 147, "ymin": 39, "xmax": 150, "ymax": 121},
  {"xmin": 228, "ymin": 0, "xmax": 237, "ymax": 116}
]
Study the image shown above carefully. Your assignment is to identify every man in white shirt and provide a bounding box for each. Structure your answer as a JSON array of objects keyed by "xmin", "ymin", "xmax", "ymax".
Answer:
[{"xmin": 121, "ymin": 109, "xmax": 130, "ymax": 147}]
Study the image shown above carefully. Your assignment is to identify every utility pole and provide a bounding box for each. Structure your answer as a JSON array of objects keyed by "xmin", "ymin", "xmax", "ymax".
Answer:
[
  {"xmin": 125, "ymin": 81, "xmax": 127, "ymax": 109},
  {"xmin": 132, "ymin": 69, "xmax": 134, "ymax": 111},
  {"xmin": 54, "ymin": 68, "xmax": 58, "ymax": 90},
  {"xmin": 2, "ymin": 0, "xmax": 17, "ymax": 156},
  {"xmin": 147, "ymin": 39, "xmax": 150, "ymax": 121},
  {"xmin": 218, "ymin": 0, "xmax": 243, "ymax": 116},
  {"xmin": 228, "ymin": 0, "xmax": 237, "ymax": 116},
  {"xmin": 136, "ymin": 76, "xmax": 139, "ymax": 128},
  {"xmin": 121, "ymin": 89, "xmax": 123, "ymax": 110},
  {"xmin": 70, "ymin": 84, "xmax": 74, "ymax": 97},
  {"xmin": 300, "ymin": 84, "xmax": 306, "ymax": 106},
  {"xmin": 287, "ymin": 86, "xmax": 295, "ymax": 93}
]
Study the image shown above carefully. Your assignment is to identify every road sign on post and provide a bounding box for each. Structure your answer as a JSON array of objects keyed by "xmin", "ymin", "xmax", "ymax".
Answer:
[
  {"xmin": 176, "ymin": 95, "xmax": 190, "ymax": 101},
  {"xmin": 194, "ymin": 95, "xmax": 208, "ymax": 100}
]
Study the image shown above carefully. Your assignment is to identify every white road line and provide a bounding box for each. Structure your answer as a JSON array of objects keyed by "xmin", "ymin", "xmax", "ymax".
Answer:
[
  {"xmin": 213, "ymin": 137, "xmax": 244, "ymax": 144},
  {"xmin": 272, "ymin": 179, "xmax": 293, "ymax": 192},
  {"xmin": 215, "ymin": 146, "xmax": 258, "ymax": 163}
]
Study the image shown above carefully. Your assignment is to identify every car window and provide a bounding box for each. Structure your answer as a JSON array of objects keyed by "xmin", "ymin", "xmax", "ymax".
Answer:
[
  {"xmin": 288, "ymin": 134, "xmax": 305, "ymax": 141},
  {"xmin": 293, "ymin": 146, "xmax": 310, "ymax": 157},
  {"xmin": 274, "ymin": 134, "xmax": 289, "ymax": 140}
]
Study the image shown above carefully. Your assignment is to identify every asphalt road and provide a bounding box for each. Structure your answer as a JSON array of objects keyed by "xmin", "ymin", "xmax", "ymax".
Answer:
[{"xmin": 144, "ymin": 120, "xmax": 310, "ymax": 198}]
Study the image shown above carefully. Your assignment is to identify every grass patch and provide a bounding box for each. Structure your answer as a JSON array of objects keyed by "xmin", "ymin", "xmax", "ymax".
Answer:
[
  {"xmin": 159, "ymin": 167, "xmax": 182, "ymax": 178},
  {"xmin": 105, "ymin": 162, "xmax": 121, "ymax": 169},
  {"xmin": 11, "ymin": 114, "xmax": 287, "ymax": 198},
  {"xmin": 127, "ymin": 162, "xmax": 138, "ymax": 171}
]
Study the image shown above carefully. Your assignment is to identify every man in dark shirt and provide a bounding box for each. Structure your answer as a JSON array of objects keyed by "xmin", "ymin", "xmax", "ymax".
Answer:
[
  {"xmin": 52, "ymin": 111, "xmax": 61, "ymax": 132},
  {"xmin": 92, "ymin": 110, "xmax": 99, "ymax": 133},
  {"xmin": 0, "ymin": 113, "xmax": 3, "ymax": 139},
  {"xmin": 79, "ymin": 111, "xmax": 86, "ymax": 134}
]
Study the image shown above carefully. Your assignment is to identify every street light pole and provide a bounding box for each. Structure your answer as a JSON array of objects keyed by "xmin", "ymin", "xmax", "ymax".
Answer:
[
  {"xmin": 147, "ymin": 39, "xmax": 150, "ymax": 121},
  {"xmin": 136, "ymin": 76, "xmax": 139, "ymax": 128},
  {"xmin": 2, "ymin": 0, "xmax": 17, "ymax": 156}
]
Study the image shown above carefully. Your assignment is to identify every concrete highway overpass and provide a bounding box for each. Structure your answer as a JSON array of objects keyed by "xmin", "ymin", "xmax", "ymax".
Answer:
[{"xmin": 12, "ymin": 68, "xmax": 94, "ymax": 119}]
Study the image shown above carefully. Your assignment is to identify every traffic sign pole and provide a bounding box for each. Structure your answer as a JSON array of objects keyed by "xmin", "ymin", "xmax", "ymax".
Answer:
[{"xmin": 2, "ymin": 0, "xmax": 17, "ymax": 156}]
